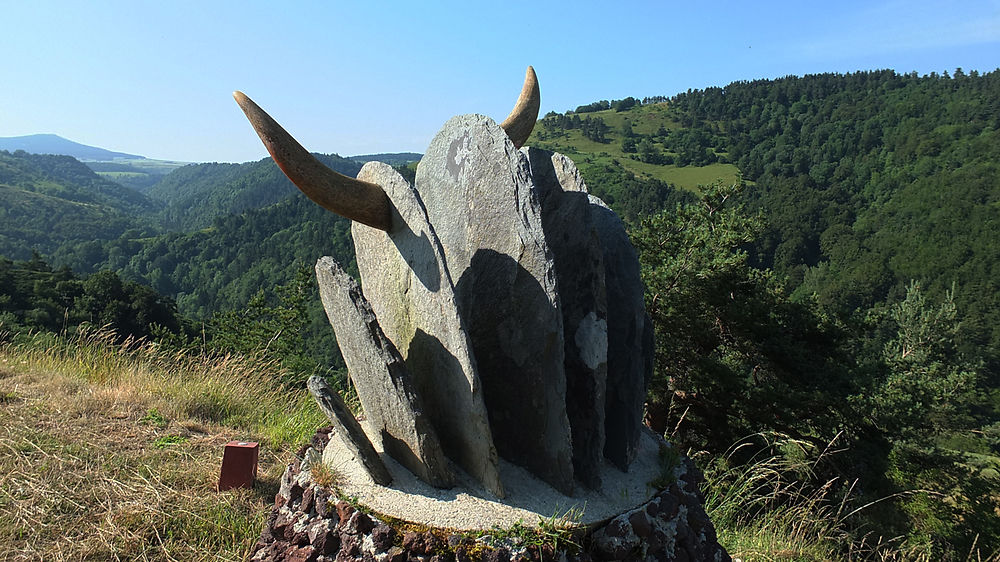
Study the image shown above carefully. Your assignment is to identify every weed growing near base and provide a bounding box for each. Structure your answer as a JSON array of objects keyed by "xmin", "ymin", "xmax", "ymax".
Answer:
[
  {"xmin": 479, "ymin": 506, "xmax": 585, "ymax": 556},
  {"xmin": 648, "ymin": 443, "xmax": 681, "ymax": 489}
]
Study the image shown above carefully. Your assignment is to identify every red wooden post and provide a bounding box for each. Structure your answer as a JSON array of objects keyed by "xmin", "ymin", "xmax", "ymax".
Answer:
[{"xmin": 218, "ymin": 441, "xmax": 259, "ymax": 491}]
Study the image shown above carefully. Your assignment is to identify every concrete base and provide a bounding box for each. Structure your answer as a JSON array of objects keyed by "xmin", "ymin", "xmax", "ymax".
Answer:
[{"xmin": 323, "ymin": 421, "xmax": 671, "ymax": 531}]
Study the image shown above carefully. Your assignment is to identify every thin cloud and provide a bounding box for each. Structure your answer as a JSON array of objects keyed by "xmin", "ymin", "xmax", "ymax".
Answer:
[{"xmin": 800, "ymin": 0, "xmax": 1000, "ymax": 60}]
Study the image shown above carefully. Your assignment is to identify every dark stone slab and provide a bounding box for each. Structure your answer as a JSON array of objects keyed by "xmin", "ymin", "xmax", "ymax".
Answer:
[
  {"xmin": 587, "ymin": 197, "xmax": 652, "ymax": 471},
  {"xmin": 524, "ymin": 147, "xmax": 608, "ymax": 490}
]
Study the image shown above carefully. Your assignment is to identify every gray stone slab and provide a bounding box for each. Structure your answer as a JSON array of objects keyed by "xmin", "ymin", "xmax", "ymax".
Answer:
[
  {"xmin": 549, "ymin": 151, "xmax": 589, "ymax": 194},
  {"xmin": 524, "ymin": 147, "xmax": 608, "ymax": 490},
  {"xmin": 315, "ymin": 256, "xmax": 454, "ymax": 488},
  {"xmin": 587, "ymin": 197, "xmax": 652, "ymax": 471},
  {"xmin": 307, "ymin": 375, "xmax": 392, "ymax": 486},
  {"xmin": 351, "ymin": 161, "xmax": 503, "ymax": 497},
  {"xmin": 415, "ymin": 115, "xmax": 574, "ymax": 495}
]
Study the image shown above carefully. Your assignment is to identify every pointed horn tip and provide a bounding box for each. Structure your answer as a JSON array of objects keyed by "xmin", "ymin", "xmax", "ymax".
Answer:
[
  {"xmin": 233, "ymin": 91, "xmax": 256, "ymax": 112},
  {"xmin": 500, "ymin": 65, "xmax": 540, "ymax": 148}
]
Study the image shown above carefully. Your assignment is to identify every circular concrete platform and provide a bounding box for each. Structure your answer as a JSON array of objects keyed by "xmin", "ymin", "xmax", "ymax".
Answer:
[{"xmin": 320, "ymin": 423, "xmax": 671, "ymax": 531}]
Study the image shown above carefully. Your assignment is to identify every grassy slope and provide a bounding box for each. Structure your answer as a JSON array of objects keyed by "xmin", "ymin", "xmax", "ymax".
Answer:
[
  {"xmin": 0, "ymin": 329, "xmax": 325, "ymax": 560},
  {"xmin": 88, "ymin": 160, "xmax": 192, "ymax": 193},
  {"xmin": 526, "ymin": 104, "xmax": 741, "ymax": 192}
]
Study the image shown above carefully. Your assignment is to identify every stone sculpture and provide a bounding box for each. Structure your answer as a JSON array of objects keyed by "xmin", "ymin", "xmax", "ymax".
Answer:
[{"xmin": 234, "ymin": 67, "xmax": 654, "ymax": 497}]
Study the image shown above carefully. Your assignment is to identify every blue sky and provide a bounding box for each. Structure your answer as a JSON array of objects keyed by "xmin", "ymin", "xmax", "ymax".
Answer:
[{"xmin": 1, "ymin": 1, "xmax": 997, "ymax": 163}]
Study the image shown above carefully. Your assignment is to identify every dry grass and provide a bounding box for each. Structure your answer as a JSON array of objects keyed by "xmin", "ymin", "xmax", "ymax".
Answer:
[{"xmin": 0, "ymin": 327, "xmax": 327, "ymax": 561}]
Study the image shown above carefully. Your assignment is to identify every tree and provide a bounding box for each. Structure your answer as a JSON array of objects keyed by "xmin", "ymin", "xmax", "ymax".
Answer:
[
  {"xmin": 637, "ymin": 138, "xmax": 660, "ymax": 164},
  {"xmin": 580, "ymin": 117, "xmax": 610, "ymax": 143},
  {"xmin": 855, "ymin": 281, "xmax": 993, "ymax": 557},
  {"xmin": 613, "ymin": 97, "xmax": 639, "ymax": 112},
  {"xmin": 80, "ymin": 270, "xmax": 128, "ymax": 328},
  {"xmin": 632, "ymin": 181, "xmax": 852, "ymax": 449},
  {"xmin": 208, "ymin": 264, "xmax": 320, "ymax": 385},
  {"xmin": 865, "ymin": 281, "xmax": 980, "ymax": 439},
  {"xmin": 574, "ymin": 100, "xmax": 610, "ymax": 113}
]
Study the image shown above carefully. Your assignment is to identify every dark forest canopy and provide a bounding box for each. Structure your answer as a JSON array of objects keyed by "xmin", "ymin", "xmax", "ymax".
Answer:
[
  {"xmin": 145, "ymin": 153, "xmax": 363, "ymax": 231},
  {"xmin": 0, "ymin": 252, "xmax": 186, "ymax": 340},
  {"xmin": 538, "ymin": 68, "xmax": 1000, "ymax": 361},
  {"xmin": 677, "ymin": 69, "xmax": 1000, "ymax": 354}
]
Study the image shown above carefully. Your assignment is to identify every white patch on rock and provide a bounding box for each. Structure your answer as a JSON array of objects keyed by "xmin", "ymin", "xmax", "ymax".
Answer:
[{"xmin": 575, "ymin": 311, "xmax": 608, "ymax": 371}]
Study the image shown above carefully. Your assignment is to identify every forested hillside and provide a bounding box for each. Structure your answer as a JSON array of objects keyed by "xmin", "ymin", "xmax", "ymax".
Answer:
[
  {"xmin": 528, "ymin": 69, "xmax": 1000, "ymax": 557},
  {"xmin": 0, "ymin": 149, "xmax": 366, "ymax": 374},
  {"xmin": 664, "ymin": 72, "xmax": 1000, "ymax": 395},
  {"xmin": 529, "ymin": 69, "xmax": 1000, "ymax": 361},
  {"xmin": 8, "ymin": 70, "xmax": 997, "ymax": 387},
  {"xmin": 0, "ymin": 150, "xmax": 159, "ymax": 260},
  {"xmin": 346, "ymin": 152, "xmax": 422, "ymax": 167},
  {"xmin": 145, "ymin": 154, "xmax": 362, "ymax": 231}
]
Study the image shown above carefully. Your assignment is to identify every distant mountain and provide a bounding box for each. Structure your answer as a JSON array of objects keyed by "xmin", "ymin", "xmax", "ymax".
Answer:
[
  {"xmin": 348, "ymin": 152, "xmax": 422, "ymax": 167},
  {"xmin": 0, "ymin": 135, "xmax": 193, "ymax": 192},
  {"xmin": 0, "ymin": 134, "xmax": 144, "ymax": 161}
]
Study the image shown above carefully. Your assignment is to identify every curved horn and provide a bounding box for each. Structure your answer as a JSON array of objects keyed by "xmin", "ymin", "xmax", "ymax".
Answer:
[
  {"xmin": 233, "ymin": 91, "xmax": 392, "ymax": 231},
  {"xmin": 500, "ymin": 66, "xmax": 540, "ymax": 149}
]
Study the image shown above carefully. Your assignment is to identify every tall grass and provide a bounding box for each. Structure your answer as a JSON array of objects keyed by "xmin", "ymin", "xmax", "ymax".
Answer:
[
  {"xmin": 2, "ymin": 325, "xmax": 325, "ymax": 446},
  {"xmin": 7, "ymin": 327, "xmax": 993, "ymax": 561},
  {"xmin": 0, "ymin": 325, "xmax": 327, "ymax": 560},
  {"xmin": 700, "ymin": 432, "xmax": 962, "ymax": 562}
]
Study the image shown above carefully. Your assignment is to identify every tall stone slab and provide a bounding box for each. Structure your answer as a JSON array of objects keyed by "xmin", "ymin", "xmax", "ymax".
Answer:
[
  {"xmin": 315, "ymin": 256, "xmax": 454, "ymax": 488},
  {"xmin": 548, "ymin": 150, "xmax": 589, "ymax": 195},
  {"xmin": 525, "ymin": 147, "xmax": 609, "ymax": 490},
  {"xmin": 307, "ymin": 375, "xmax": 392, "ymax": 486},
  {"xmin": 587, "ymin": 197, "xmax": 653, "ymax": 470},
  {"xmin": 415, "ymin": 115, "xmax": 574, "ymax": 495},
  {"xmin": 350, "ymin": 161, "xmax": 503, "ymax": 497}
]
